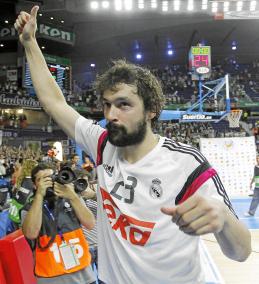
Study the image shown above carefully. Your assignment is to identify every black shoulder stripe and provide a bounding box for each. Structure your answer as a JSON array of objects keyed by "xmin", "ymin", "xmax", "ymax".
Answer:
[
  {"xmin": 164, "ymin": 139, "xmax": 207, "ymax": 162},
  {"xmin": 175, "ymin": 161, "xmax": 211, "ymax": 205},
  {"xmin": 164, "ymin": 139, "xmax": 207, "ymax": 163},
  {"xmin": 162, "ymin": 145, "xmax": 203, "ymax": 164},
  {"xmin": 162, "ymin": 142, "xmax": 204, "ymax": 164},
  {"xmin": 212, "ymin": 175, "xmax": 238, "ymax": 218}
]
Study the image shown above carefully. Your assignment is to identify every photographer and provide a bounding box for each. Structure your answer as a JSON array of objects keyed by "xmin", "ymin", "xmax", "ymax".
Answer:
[{"xmin": 22, "ymin": 163, "xmax": 96, "ymax": 284}]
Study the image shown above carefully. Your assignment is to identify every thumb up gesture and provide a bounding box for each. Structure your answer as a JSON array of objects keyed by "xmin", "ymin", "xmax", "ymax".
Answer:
[{"xmin": 14, "ymin": 5, "xmax": 39, "ymax": 45}]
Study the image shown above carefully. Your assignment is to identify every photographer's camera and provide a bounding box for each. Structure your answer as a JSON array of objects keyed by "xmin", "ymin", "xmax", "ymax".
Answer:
[{"xmin": 45, "ymin": 166, "xmax": 87, "ymax": 199}]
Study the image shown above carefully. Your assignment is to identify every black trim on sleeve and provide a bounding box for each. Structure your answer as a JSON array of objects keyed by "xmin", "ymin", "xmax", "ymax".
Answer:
[{"xmin": 175, "ymin": 161, "xmax": 211, "ymax": 205}]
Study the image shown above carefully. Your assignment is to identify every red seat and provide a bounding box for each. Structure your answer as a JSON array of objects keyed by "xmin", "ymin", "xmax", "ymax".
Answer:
[
  {"xmin": 0, "ymin": 229, "xmax": 36, "ymax": 284},
  {"xmin": 0, "ymin": 258, "xmax": 7, "ymax": 284}
]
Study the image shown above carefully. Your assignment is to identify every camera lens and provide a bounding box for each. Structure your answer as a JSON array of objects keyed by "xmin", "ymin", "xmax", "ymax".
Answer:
[
  {"xmin": 57, "ymin": 168, "xmax": 75, "ymax": 184},
  {"xmin": 74, "ymin": 179, "xmax": 88, "ymax": 193}
]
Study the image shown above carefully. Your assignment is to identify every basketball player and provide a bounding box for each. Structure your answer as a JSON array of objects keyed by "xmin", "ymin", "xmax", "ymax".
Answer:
[{"xmin": 14, "ymin": 6, "xmax": 251, "ymax": 284}]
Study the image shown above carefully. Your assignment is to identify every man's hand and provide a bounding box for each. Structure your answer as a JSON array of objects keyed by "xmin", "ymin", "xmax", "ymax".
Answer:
[
  {"xmin": 54, "ymin": 183, "xmax": 95, "ymax": 230},
  {"xmin": 161, "ymin": 194, "xmax": 226, "ymax": 235},
  {"xmin": 54, "ymin": 182, "xmax": 78, "ymax": 201},
  {"xmin": 36, "ymin": 174, "xmax": 53, "ymax": 198},
  {"xmin": 14, "ymin": 5, "xmax": 39, "ymax": 45}
]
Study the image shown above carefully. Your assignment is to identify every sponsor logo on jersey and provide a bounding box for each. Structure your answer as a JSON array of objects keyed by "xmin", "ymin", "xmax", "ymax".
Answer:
[
  {"xmin": 103, "ymin": 163, "xmax": 114, "ymax": 177},
  {"xmin": 150, "ymin": 178, "xmax": 163, "ymax": 198},
  {"xmin": 101, "ymin": 188, "xmax": 156, "ymax": 246}
]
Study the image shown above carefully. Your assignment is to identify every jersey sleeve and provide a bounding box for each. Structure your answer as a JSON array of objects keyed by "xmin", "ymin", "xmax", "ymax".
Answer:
[
  {"xmin": 198, "ymin": 173, "xmax": 237, "ymax": 217},
  {"xmin": 172, "ymin": 145, "xmax": 237, "ymax": 218},
  {"xmin": 75, "ymin": 116, "xmax": 106, "ymax": 162}
]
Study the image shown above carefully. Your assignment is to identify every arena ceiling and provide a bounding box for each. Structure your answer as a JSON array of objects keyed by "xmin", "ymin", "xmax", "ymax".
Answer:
[{"xmin": 1, "ymin": 0, "xmax": 259, "ymax": 74}]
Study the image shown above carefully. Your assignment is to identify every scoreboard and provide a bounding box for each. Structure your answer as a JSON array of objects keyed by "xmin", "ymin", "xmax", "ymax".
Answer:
[
  {"xmin": 189, "ymin": 46, "xmax": 211, "ymax": 80},
  {"xmin": 23, "ymin": 55, "xmax": 71, "ymax": 91}
]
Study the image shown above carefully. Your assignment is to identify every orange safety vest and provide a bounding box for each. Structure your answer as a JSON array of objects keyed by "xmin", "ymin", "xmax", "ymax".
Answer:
[{"xmin": 33, "ymin": 199, "xmax": 91, "ymax": 278}]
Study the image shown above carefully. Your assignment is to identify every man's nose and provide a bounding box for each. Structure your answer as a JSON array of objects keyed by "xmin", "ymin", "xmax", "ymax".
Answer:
[{"xmin": 105, "ymin": 105, "xmax": 119, "ymax": 122}]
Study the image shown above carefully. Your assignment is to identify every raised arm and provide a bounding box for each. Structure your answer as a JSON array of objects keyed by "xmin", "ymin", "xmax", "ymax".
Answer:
[{"xmin": 14, "ymin": 6, "xmax": 79, "ymax": 139}]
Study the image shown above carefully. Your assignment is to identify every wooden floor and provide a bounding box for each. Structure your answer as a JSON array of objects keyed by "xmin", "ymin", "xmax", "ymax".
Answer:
[{"xmin": 203, "ymin": 230, "xmax": 259, "ymax": 284}]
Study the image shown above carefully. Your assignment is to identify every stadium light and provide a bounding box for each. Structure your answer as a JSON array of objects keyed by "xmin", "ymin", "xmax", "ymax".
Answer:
[
  {"xmin": 174, "ymin": 0, "xmax": 180, "ymax": 11},
  {"xmin": 236, "ymin": 1, "xmax": 243, "ymax": 12},
  {"xmin": 224, "ymin": 1, "xmax": 230, "ymax": 12},
  {"xmin": 250, "ymin": 0, "xmax": 257, "ymax": 11},
  {"xmin": 201, "ymin": 0, "xmax": 208, "ymax": 10},
  {"xmin": 102, "ymin": 1, "xmax": 110, "ymax": 9},
  {"xmin": 187, "ymin": 0, "xmax": 194, "ymax": 11},
  {"xmin": 138, "ymin": 0, "xmax": 144, "ymax": 9},
  {"xmin": 136, "ymin": 53, "xmax": 142, "ymax": 60},
  {"xmin": 90, "ymin": 1, "xmax": 99, "ymax": 10},
  {"xmin": 151, "ymin": 0, "xmax": 157, "ymax": 9},
  {"xmin": 232, "ymin": 41, "xmax": 237, "ymax": 50},
  {"xmin": 125, "ymin": 0, "xmax": 133, "ymax": 10},
  {"xmin": 211, "ymin": 2, "xmax": 218, "ymax": 13},
  {"xmin": 167, "ymin": 49, "xmax": 174, "ymax": 56},
  {"xmin": 115, "ymin": 0, "xmax": 122, "ymax": 11},
  {"xmin": 162, "ymin": 1, "xmax": 168, "ymax": 12}
]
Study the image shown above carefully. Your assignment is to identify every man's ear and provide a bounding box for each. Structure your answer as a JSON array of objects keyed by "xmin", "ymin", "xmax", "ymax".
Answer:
[{"xmin": 146, "ymin": 111, "xmax": 156, "ymax": 120}]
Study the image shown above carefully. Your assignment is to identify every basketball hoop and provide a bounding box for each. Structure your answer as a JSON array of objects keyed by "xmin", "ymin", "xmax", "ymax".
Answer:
[{"xmin": 227, "ymin": 109, "xmax": 243, "ymax": 128}]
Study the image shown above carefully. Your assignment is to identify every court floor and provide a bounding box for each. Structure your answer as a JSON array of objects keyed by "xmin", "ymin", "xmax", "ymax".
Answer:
[
  {"xmin": 203, "ymin": 197, "xmax": 259, "ymax": 284},
  {"xmin": 231, "ymin": 197, "xmax": 259, "ymax": 229}
]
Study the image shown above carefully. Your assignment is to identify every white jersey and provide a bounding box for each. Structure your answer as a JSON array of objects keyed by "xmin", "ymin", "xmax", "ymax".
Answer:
[{"xmin": 75, "ymin": 116, "xmax": 235, "ymax": 284}]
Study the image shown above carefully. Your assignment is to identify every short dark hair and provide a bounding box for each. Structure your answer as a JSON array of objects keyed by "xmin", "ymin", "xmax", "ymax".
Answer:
[
  {"xmin": 31, "ymin": 162, "xmax": 56, "ymax": 184},
  {"xmin": 94, "ymin": 59, "xmax": 165, "ymax": 126}
]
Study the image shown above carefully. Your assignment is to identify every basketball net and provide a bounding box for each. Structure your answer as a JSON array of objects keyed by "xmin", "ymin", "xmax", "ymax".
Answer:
[{"xmin": 227, "ymin": 109, "xmax": 243, "ymax": 128}]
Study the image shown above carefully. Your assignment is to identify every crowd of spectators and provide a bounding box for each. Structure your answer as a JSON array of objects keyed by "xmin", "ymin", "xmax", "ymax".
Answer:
[
  {"xmin": 68, "ymin": 59, "xmax": 259, "ymax": 111},
  {"xmin": 3, "ymin": 61, "xmax": 254, "ymax": 115},
  {"xmin": 1, "ymin": 60, "xmax": 259, "ymax": 126},
  {"xmin": 0, "ymin": 60, "xmax": 259, "ymax": 160}
]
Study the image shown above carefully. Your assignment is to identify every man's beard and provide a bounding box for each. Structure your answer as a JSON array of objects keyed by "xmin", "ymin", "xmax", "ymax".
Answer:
[{"xmin": 106, "ymin": 119, "xmax": 147, "ymax": 147}]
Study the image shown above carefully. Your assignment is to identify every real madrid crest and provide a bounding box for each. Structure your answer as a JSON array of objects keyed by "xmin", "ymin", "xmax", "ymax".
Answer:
[{"xmin": 150, "ymin": 178, "xmax": 163, "ymax": 199}]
